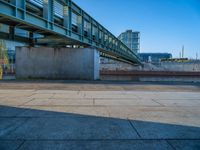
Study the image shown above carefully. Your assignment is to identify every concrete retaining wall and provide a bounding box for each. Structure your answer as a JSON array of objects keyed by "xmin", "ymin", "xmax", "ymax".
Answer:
[
  {"xmin": 101, "ymin": 58, "xmax": 200, "ymax": 72},
  {"xmin": 100, "ymin": 58, "xmax": 165, "ymax": 71},
  {"xmin": 161, "ymin": 61, "xmax": 200, "ymax": 72},
  {"xmin": 100, "ymin": 58, "xmax": 141, "ymax": 71},
  {"xmin": 16, "ymin": 47, "xmax": 100, "ymax": 80}
]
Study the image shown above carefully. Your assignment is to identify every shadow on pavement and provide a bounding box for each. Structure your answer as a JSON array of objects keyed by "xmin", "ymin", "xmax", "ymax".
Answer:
[{"xmin": 0, "ymin": 105, "xmax": 200, "ymax": 150}]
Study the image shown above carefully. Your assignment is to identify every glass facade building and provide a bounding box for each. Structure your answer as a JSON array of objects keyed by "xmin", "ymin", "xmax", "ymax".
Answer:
[{"xmin": 118, "ymin": 30, "xmax": 140, "ymax": 54}]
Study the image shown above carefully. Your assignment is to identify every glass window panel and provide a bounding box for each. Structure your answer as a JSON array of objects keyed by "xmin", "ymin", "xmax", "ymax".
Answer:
[
  {"xmin": 54, "ymin": 1, "xmax": 64, "ymax": 18},
  {"xmin": 72, "ymin": 12, "xmax": 78, "ymax": 26}
]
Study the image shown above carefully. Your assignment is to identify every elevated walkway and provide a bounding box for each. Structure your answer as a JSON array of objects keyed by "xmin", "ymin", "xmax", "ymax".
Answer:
[{"xmin": 0, "ymin": 0, "xmax": 141, "ymax": 64}]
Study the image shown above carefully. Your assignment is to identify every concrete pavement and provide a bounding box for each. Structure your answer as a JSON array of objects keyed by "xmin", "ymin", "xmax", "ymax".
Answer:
[{"xmin": 0, "ymin": 81, "xmax": 200, "ymax": 150}]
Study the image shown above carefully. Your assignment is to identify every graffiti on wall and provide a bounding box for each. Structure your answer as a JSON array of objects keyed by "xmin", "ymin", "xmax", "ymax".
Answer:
[{"xmin": 0, "ymin": 40, "xmax": 15, "ymax": 79}]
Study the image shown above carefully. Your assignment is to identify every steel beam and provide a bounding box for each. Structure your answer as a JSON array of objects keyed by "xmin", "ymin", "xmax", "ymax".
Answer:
[{"xmin": 0, "ymin": 0, "xmax": 141, "ymax": 64}]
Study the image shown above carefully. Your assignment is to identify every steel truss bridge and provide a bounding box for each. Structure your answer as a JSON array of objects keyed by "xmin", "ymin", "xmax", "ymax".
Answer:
[{"xmin": 0, "ymin": 0, "xmax": 141, "ymax": 64}]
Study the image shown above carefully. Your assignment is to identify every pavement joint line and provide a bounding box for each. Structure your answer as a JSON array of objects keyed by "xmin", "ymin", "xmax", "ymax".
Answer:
[
  {"xmin": 1, "ymin": 139, "xmax": 200, "ymax": 141},
  {"xmin": 153, "ymin": 98, "xmax": 200, "ymax": 100},
  {"xmin": 166, "ymin": 140, "xmax": 177, "ymax": 150},
  {"xmin": 18, "ymin": 105, "xmax": 167, "ymax": 107},
  {"xmin": 93, "ymin": 98, "xmax": 95, "ymax": 105},
  {"xmin": 1, "ymin": 104, "xmax": 172, "ymax": 107},
  {"xmin": 2, "ymin": 118, "xmax": 30, "ymax": 138},
  {"xmin": 92, "ymin": 98, "xmax": 150, "ymax": 100},
  {"xmin": 8, "ymin": 105, "xmax": 198, "ymax": 108},
  {"xmin": 0, "ymin": 116, "xmax": 33, "ymax": 118},
  {"xmin": 105, "ymin": 106, "xmax": 111, "ymax": 117},
  {"xmin": 0, "ymin": 116, "xmax": 112, "ymax": 119},
  {"xmin": 18, "ymin": 98, "xmax": 36, "ymax": 106},
  {"xmin": 50, "ymin": 93, "xmax": 55, "ymax": 99},
  {"xmin": 20, "ymin": 105, "xmax": 106, "ymax": 108},
  {"xmin": 21, "ymin": 105, "xmax": 95, "ymax": 107},
  {"xmin": 16, "ymin": 140, "xmax": 25, "ymax": 150},
  {"xmin": 46, "ymin": 98, "xmax": 94, "ymax": 100},
  {"xmin": 83, "ymin": 93, "xmax": 86, "ymax": 98},
  {"xmin": 25, "ymin": 93, "xmax": 37, "ymax": 99},
  {"xmin": 151, "ymin": 99, "xmax": 165, "ymax": 107},
  {"xmin": 133, "ymin": 94, "xmax": 141, "ymax": 100},
  {"xmin": 127, "ymin": 119, "xmax": 142, "ymax": 139}
]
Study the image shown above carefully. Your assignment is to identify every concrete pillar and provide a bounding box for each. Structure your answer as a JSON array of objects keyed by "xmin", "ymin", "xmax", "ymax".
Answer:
[{"xmin": 16, "ymin": 47, "xmax": 100, "ymax": 80}]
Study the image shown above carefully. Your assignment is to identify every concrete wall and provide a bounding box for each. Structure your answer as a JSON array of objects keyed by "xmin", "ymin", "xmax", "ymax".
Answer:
[
  {"xmin": 16, "ymin": 47, "xmax": 100, "ymax": 80},
  {"xmin": 100, "ymin": 58, "xmax": 164, "ymax": 71},
  {"xmin": 101, "ymin": 58, "xmax": 200, "ymax": 72},
  {"xmin": 160, "ymin": 61, "xmax": 200, "ymax": 72},
  {"xmin": 100, "ymin": 57, "xmax": 141, "ymax": 71}
]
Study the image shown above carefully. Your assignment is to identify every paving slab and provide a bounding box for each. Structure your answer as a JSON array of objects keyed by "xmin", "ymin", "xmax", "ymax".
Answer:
[
  {"xmin": 35, "ymin": 90, "xmax": 79, "ymax": 94},
  {"xmin": 17, "ymin": 106, "xmax": 110, "ymax": 117},
  {"xmin": 153, "ymin": 92, "xmax": 200, "ymax": 100},
  {"xmin": 0, "ymin": 92, "xmax": 34, "ymax": 98},
  {"xmin": 24, "ymin": 98, "xmax": 93, "ymax": 106},
  {"xmin": 94, "ymin": 99, "xmax": 160, "ymax": 106},
  {"xmin": 132, "ymin": 91, "xmax": 200, "ymax": 100},
  {"xmin": 0, "ymin": 105, "xmax": 27, "ymax": 117},
  {"xmin": 153, "ymin": 99, "xmax": 200, "ymax": 107},
  {"xmin": 4, "ymin": 116, "xmax": 139, "ymax": 140},
  {"xmin": 28, "ymin": 93, "xmax": 54, "ymax": 99},
  {"xmin": 52, "ymin": 93, "xmax": 84, "ymax": 99},
  {"xmin": 0, "ymin": 118, "xmax": 28, "ymax": 138},
  {"xmin": 0, "ymin": 82, "xmax": 200, "ymax": 149},
  {"xmin": 0, "ymin": 140, "xmax": 24, "ymax": 150},
  {"xmin": 0, "ymin": 90, "xmax": 35, "ymax": 95},
  {"xmin": 168, "ymin": 140, "xmax": 200, "ymax": 150},
  {"xmin": 131, "ymin": 120, "xmax": 200, "ymax": 139},
  {"xmin": 0, "ymin": 97, "xmax": 33, "ymax": 106},
  {"xmin": 18, "ymin": 140, "xmax": 173, "ymax": 150},
  {"xmin": 83, "ymin": 92, "xmax": 139, "ymax": 99}
]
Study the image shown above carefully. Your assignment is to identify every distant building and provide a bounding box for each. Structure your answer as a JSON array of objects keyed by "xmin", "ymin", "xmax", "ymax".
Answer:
[
  {"xmin": 139, "ymin": 53, "xmax": 172, "ymax": 64},
  {"xmin": 118, "ymin": 30, "xmax": 140, "ymax": 54}
]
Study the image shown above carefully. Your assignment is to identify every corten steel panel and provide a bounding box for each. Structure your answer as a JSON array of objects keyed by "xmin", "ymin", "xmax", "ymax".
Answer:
[{"xmin": 0, "ymin": 0, "xmax": 141, "ymax": 64}]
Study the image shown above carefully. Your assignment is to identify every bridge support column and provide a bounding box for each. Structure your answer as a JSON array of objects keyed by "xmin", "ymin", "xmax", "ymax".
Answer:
[{"xmin": 16, "ymin": 47, "xmax": 100, "ymax": 80}]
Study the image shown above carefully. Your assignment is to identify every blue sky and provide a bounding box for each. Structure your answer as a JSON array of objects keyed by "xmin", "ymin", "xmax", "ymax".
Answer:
[{"xmin": 73, "ymin": 0, "xmax": 200, "ymax": 58}]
